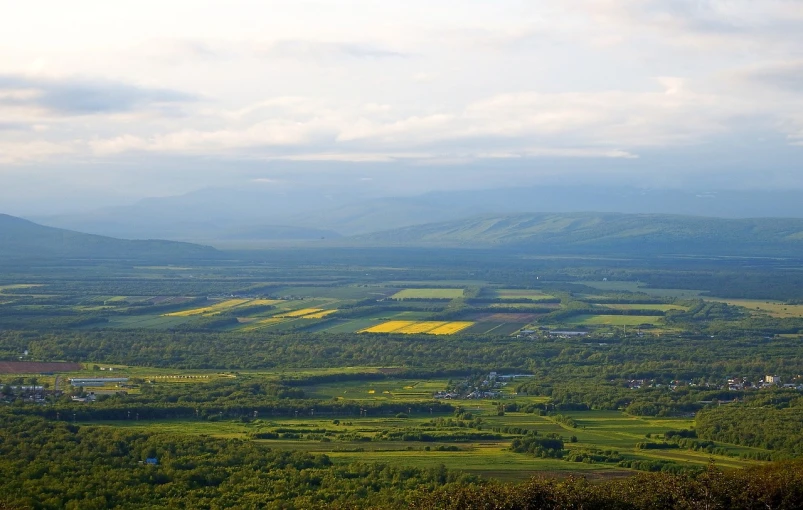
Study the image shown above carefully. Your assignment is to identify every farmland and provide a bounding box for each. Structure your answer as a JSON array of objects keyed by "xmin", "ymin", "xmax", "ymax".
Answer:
[
  {"xmin": 565, "ymin": 314, "xmax": 664, "ymax": 326},
  {"xmin": 360, "ymin": 321, "xmax": 475, "ymax": 335},
  {"xmin": 490, "ymin": 289, "xmax": 556, "ymax": 300},
  {"xmin": 704, "ymin": 298, "xmax": 803, "ymax": 318},
  {"xmin": 1, "ymin": 247, "xmax": 802, "ymax": 510},
  {"xmin": 71, "ymin": 373, "xmax": 766, "ymax": 481},
  {"xmin": 391, "ymin": 288, "xmax": 465, "ymax": 299}
]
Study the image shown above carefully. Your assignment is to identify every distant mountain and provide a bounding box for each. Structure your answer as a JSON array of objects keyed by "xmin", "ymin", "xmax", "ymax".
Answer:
[
  {"xmin": 353, "ymin": 212, "xmax": 803, "ymax": 256},
  {"xmin": 32, "ymin": 187, "xmax": 354, "ymax": 241},
  {"xmin": 0, "ymin": 214, "xmax": 218, "ymax": 260},
  {"xmin": 33, "ymin": 185, "xmax": 803, "ymax": 241}
]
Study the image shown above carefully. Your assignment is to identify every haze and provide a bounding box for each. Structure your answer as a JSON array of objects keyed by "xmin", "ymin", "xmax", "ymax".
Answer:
[{"xmin": 1, "ymin": 1, "xmax": 802, "ymax": 215}]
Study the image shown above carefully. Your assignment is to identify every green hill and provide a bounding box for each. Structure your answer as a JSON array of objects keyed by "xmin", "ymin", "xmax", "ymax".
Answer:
[
  {"xmin": 0, "ymin": 214, "xmax": 218, "ymax": 260},
  {"xmin": 353, "ymin": 212, "xmax": 803, "ymax": 256}
]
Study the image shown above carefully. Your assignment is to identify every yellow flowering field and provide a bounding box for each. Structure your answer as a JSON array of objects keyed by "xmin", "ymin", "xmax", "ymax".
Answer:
[
  {"xmin": 359, "ymin": 321, "xmax": 416, "ymax": 333},
  {"xmin": 164, "ymin": 299, "xmax": 250, "ymax": 317},
  {"xmin": 278, "ymin": 308, "xmax": 326, "ymax": 318},
  {"xmin": 359, "ymin": 321, "xmax": 475, "ymax": 335},
  {"xmin": 302, "ymin": 310, "xmax": 337, "ymax": 319},
  {"xmin": 427, "ymin": 322, "xmax": 475, "ymax": 335}
]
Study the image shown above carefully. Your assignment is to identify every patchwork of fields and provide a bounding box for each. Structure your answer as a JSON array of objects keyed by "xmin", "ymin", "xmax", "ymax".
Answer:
[{"xmin": 6, "ymin": 276, "xmax": 784, "ymax": 337}]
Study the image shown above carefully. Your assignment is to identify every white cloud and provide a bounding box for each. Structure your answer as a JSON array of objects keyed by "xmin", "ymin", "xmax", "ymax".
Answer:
[{"xmin": 0, "ymin": 0, "xmax": 800, "ymax": 197}]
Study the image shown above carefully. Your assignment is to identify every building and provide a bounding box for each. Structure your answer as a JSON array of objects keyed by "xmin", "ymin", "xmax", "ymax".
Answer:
[{"xmin": 69, "ymin": 377, "xmax": 129, "ymax": 387}]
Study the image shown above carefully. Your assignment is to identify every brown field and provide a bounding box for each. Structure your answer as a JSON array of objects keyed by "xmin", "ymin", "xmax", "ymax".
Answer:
[
  {"xmin": 474, "ymin": 313, "xmax": 539, "ymax": 322},
  {"xmin": 0, "ymin": 361, "xmax": 83, "ymax": 374}
]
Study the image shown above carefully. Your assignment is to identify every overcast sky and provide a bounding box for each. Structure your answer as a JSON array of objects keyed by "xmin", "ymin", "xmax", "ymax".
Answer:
[{"xmin": 1, "ymin": 1, "xmax": 802, "ymax": 213}]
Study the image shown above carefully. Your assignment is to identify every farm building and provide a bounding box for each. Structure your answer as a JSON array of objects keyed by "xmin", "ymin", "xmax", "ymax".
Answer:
[{"xmin": 69, "ymin": 377, "xmax": 129, "ymax": 387}]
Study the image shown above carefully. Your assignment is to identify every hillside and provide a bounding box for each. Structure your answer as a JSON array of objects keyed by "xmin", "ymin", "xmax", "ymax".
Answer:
[
  {"xmin": 0, "ymin": 214, "xmax": 218, "ymax": 260},
  {"xmin": 353, "ymin": 212, "xmax": 803, "ymax": 256}
]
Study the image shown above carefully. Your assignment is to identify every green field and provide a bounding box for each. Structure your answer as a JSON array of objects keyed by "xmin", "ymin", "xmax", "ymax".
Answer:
[
  {"xmin": 576, "ymin": 281, "xmax": 704, "ymax": 298},
  {"xmin": 491, "ymin": 289, "xmax": 556, "ymax": 300},
  {"xmin": 97, "ymin": 315, "xmax": 195, "ymax": 329},
  {"xmin": 595, "ymin": 304, "xmax": 687, "ymax": 312},
  {"xmin": 391, "ymin": 288, "xmax": 464, "ymax": 299},
  {"xmin": 704, "ymin": 298, "xmax": 803, "ymax": 318},
  {"xmin": 566, "ymin": 314, "xmax": 664, "ymax": 326},
  {"xmin": 275, "ymin": 286, "xmax": 396, "ymax": 300},
  {"xmin": 81, "ymin": 403, "xmax": 764, "ymax": 481}
]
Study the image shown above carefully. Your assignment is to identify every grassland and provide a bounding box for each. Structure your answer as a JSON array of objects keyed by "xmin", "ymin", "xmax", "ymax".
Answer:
[{"xmin": 391, "ymin": 288, "xmax": 465, "ymax": 299}]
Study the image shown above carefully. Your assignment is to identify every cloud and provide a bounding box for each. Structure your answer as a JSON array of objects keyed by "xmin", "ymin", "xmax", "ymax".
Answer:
[
  {"xmin": 0, "ymin": 74, "xmax": 196, "ymax": 115},
  {"xmin": 732, "ymin": 61, "xmax": 803, "ymax": 93},
  {"xmin": 260, "ymin": 40, "xmax": 409, "ymax": 60},
  {"xmin": 0, "ymin": 140, "xmax": 76, "ymax": 164}
]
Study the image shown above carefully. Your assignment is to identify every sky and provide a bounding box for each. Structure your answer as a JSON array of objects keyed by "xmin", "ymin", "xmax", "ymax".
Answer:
[{"xmin": 1, "ymin": 0, "xmax": 802, "ymax": 213}]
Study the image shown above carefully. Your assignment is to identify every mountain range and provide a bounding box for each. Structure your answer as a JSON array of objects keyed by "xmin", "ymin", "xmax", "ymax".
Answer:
[
  {"xmin": 5, "ymin": 209, "xmax": 803, "ymax": 260},
  {"xmin": 352, "ymin": 212, "xmax": 803, "ymax": 256},
  {"xmin": 31, "ymin": 185, "xmax": 803, "ymax": 243}
]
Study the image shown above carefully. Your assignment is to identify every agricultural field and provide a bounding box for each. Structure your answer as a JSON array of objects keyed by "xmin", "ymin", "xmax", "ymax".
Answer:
[
  {"xmin": 359, "ymin": 321, "xmax": 475, "ymax": 335},
  {"xmin": 489, "ymin": 289, "xmax": 556, "ymax": 300},
  {"xmin": 564, "ymin": 314, "xmax": 664, "ymax": 327},
  {"xmin": 0, "ymin": 361, "xmax": 83, "ymax": 374},
  {"xmin": 465, "ymin": 322, "xmax": 527, "ymax": 335},
  {"xmin": 576, "ymin": 281, "xmax": 704, "ymax": 298},
  {"xmin": 704, "ymin": 298, "xmax": 803, "ymax": 318},
  {"xmin": 80, "ymin": 398, "xmax": 765, "ymax": 481},
  {"xmin": 98, "ymin": 314, "xmax": 196, "ymax": 329},
  {"xmin": 391, "ymin": 288, "xmax": 465, "ymax": 299},
  {"xmin": 595, "ymin": 304, "xmax": 687, "ymax": 312},
  {"xmin": 0, "ymin": 284, "xmax": 42, "ymax": 292},
  {"xmin": 276, "ymin": 308, "xmax": 335, "ymax": 318},
  {"xmin": 164, "ymin": 298, "xmax": 252, "ymax": 316},
  {"xmin": 274, "ymin": 286, "xmax": 396, "ymax": 300}
]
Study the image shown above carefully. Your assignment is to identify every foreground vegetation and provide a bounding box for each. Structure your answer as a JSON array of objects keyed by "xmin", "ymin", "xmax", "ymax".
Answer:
[{"xmin": 1, "ymin": 247, "xmax": 802, "ymax": 507}]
